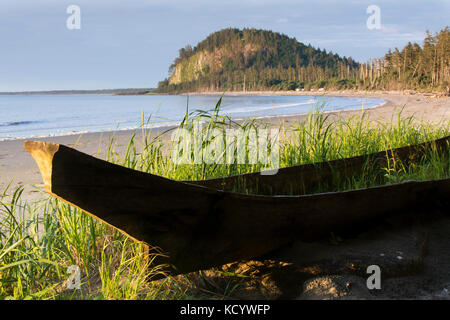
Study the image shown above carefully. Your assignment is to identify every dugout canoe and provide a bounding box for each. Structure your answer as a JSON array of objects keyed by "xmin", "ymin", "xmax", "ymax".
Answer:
[{"xmin": 24, "ymin": 137, "xmax": 450, "ymax": 275}]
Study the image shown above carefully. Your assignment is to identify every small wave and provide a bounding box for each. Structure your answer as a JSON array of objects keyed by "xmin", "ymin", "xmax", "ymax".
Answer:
[
  {"xmin": 0, "ymin": 120, "xmax": 38, "ymax": 127},
  {"xmin": 0, "ymin": 120, "xmax": 182, "ymax": 142},
  {"xmin": 225, "ymin": 99, "xmax": 317, "ymax": 115}
]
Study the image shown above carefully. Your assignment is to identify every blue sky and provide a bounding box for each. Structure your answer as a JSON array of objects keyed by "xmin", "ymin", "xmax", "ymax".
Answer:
[{"xmin": 0, "ymin": 0, "xmax": 448, "ymax": 91}]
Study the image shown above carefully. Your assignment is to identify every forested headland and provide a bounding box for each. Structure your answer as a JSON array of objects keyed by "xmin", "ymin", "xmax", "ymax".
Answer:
[{"xmin": 156, "ymin": 27, "xmax": 449, "ymax": 94}]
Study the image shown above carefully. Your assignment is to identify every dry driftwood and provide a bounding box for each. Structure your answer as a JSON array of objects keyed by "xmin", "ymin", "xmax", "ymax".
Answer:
[{"xmin": 24, "ymin": 137, "xmax": 450, "ymax": 275}]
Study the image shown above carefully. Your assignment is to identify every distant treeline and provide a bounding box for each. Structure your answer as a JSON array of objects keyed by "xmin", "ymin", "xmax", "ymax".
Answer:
[
  {"xmin": 0, "ymin": 88, "xmax": 155, "ymax": 95},
  {"xmin": 156, "ymin": 27, "xmax": 449, "ymax": 93},
  {"xmin": 359, "ymin": 27, "xmax": 449, "ymax": 91}
]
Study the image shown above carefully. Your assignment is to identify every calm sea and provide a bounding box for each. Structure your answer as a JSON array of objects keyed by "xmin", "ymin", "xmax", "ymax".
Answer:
[{"xmin": 0, "ymin": 94, "xmax": 385, "ymax": 141}]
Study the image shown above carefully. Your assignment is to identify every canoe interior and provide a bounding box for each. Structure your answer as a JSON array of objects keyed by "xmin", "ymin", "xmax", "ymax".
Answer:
[{"xmin": 187, "ymin": 135, "xmax": 450, "ymax": 195}]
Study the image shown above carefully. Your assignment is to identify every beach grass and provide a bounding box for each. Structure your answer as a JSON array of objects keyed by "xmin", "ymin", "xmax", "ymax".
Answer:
[{"xmin": 1, "ymin": 100, "xmax": 449, "ymax": 300}]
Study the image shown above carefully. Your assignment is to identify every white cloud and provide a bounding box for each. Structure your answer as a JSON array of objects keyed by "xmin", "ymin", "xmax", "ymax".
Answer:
[{"xmin": 380, "ymin": 25, "xmax": 399, "ymax": 34}]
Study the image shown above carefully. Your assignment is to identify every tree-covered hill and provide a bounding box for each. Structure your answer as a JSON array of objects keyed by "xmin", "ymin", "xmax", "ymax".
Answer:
[
  {"xmin": 157, "ymin": 28, "xmax": 359, "ymax": 92},
  {"xmin": 156, "ymin": 27, "xmax": 449, "ymax": 93}
]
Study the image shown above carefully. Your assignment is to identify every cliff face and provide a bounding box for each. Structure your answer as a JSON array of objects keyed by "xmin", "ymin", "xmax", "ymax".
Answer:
[
  {"xmin": 169, "ymin": 51, "xmax": 214, "ymax": 84},
  {"xmin": 169, "ymin": 42, "xmax": 260, "ymax": 85}
]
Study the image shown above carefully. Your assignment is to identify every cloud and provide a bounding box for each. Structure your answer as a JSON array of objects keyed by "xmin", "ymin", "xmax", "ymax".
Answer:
[
  {"xmin": 380, "ymin": 25, "xmax": 399, "ymax": 34},
  {"xmin": 276, "ymin": 18, "xmax": 289, "ymax": 23}
]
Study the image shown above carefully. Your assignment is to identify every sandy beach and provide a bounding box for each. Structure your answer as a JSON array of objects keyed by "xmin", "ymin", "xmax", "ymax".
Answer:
[{"xmin": 1, "ymin": 90, "xmax": 449, "ymax": 203}]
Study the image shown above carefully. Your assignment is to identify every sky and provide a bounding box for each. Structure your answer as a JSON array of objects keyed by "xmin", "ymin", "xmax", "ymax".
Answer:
[{"xmin": 0, "ymin": 0, "xmax": 448, "ymax": 92}]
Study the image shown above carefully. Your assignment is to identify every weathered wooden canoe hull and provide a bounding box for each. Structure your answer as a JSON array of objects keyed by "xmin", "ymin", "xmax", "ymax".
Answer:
[{"xmin": 24, "ymin": 139, "xmax": 450, "ymax": 275}]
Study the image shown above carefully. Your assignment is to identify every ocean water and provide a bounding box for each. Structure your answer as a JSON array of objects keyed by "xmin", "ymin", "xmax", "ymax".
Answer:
[{"xmin": 0, "ymin": 94, "xmax": 385, "ymax": 141}]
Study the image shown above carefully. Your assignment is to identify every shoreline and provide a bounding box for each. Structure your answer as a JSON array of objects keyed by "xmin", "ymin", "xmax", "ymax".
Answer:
[
  {"xmin": 159, "ymin": 89, "xmax": 449, "ymax": 97},
  {"xmin": 0, "ymin": 90, "xmax": 418, "ymax": 143},
  {"xmin": 0, "ymin": 91, "xmax": 385, "ymax": 143},
  {"xmin": 1, "ymin": 90, "xmax": 449, "ymax": 203}
]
